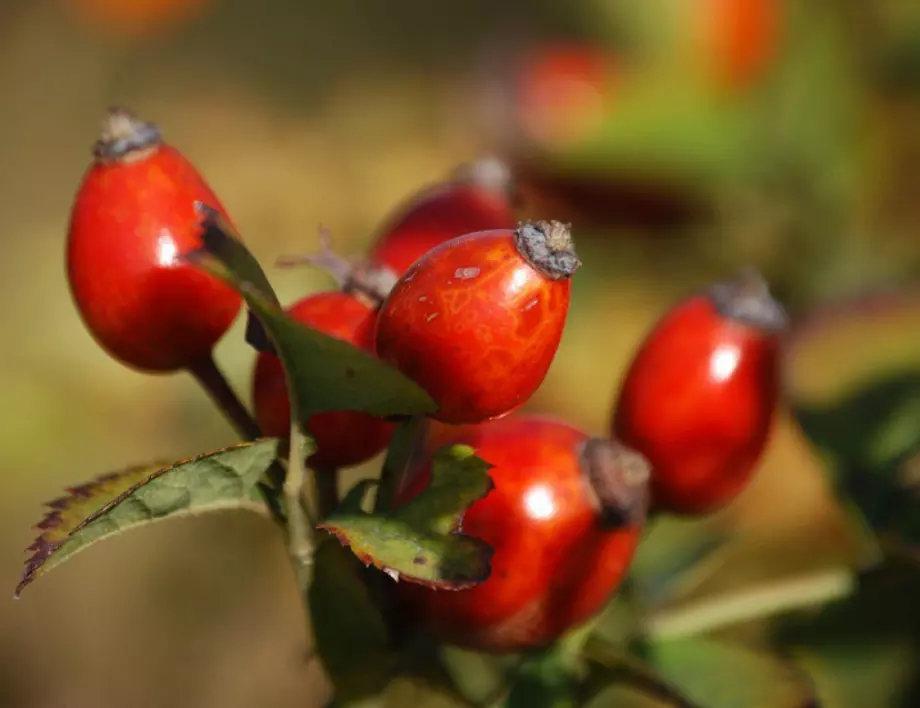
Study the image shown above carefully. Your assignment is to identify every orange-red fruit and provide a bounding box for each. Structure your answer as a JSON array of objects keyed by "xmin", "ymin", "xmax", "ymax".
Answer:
[
  {"xmin": 252, "ymin": 291, "xmax": 395, "ymax": 468},
  {"xmin": 612, "ymin": 270, "xmax": 787, "ymax": 516},
  {"xmin": 346, "ymin": 159, "xmax": 518, "ymax": 303},
  {"xmin": 374, "ymin": 221, "xmax": 580, "ymax": 425},
  {"xmin": 393, "ymin": 415, "xmax": 649, "ymax": 653},
  {"xmin": 368, "ymin": 159, "xmax": 517, "ymax": 278},
  {"xmin": 67, "ymin": 107, "xmax": 242, "ymax": 372}
]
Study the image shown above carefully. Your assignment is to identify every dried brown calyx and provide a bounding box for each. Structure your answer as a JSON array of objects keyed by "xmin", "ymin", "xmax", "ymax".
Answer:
[
  {"xmin": 708, "ymin": 267, "xmax": 788, "ymax": 332},
  {"xmin": 514, "ymin": 220, "xmax": 581, "ymax": 280},
  {"xmin": 579, "ymin": 437, "xmax": 651, "ymax": 529},
  {"xmin": 93, "ymin": 107, "xmax": 163, "ymax": 164}
]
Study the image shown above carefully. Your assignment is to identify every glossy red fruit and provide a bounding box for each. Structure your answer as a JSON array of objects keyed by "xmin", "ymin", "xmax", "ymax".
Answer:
[
  {"xmin": 611, "ymin": 270, "xmax": 787, "ymax": 516},
  {"xmin": 393, "ymin": 415, "xmax": 650, "ymax": 653},
  {"xmin": 344, "ymin": 158, "xmax": 518, "ymax": 303},
  {"xmin": 252, "ymin": 291, "xmax": 395, "ymax": 468},
  {"xmin": 374, "ymin": 220, "xmax": 580, "ymax": 424},
  {"xmin": 67, "ymin": 107, "xmax": 242, "ymax": 372}
]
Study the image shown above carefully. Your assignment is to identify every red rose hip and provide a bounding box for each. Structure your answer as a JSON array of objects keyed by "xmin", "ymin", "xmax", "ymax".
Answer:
[
  {"xmin": 393, "ymin": 415, "xmax": 650, "ymax": 653},
  {"xmin": 343, "ymin": 158, "xmax": 518, "ymax": 304},
  {"xmin": 66, "ymin": 107, "xmax": 242, "ymax": 372},
  {"xmin": 370, "ymin": 158, "xmax": 517, "ymax": 277},
  {"xmin": 252, "ymin": 291, "xmax": 395, "ymax": 468},
  {"xmin": 374, "ymin": 220, "xmax": 580, "ymax": 424},
  {"xmin": 611, "ymin": 269, "xmax": 787, "ymax": 516}
]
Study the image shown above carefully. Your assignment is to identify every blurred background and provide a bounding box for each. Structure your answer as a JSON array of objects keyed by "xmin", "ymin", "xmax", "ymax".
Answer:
[{"xmin": 1, "ymin": 0, "xmax": 920, "ymax": 706}]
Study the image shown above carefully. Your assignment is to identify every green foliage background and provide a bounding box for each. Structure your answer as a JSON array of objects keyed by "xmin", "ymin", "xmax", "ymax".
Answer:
[{"xmin": 0, "ymin": 0, "xmax": 919, "ymax": 706}]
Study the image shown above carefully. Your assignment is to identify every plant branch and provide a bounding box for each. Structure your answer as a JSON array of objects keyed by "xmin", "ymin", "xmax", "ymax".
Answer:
[
  {"xmin": 285, "ymin": 422, "xmax": 316, "ymax": 587},
  {"xmin": 644, "ymin": 566, "xmax": 856, "ymax": 641},
  {"xmin": 187, "ymin": 354, "xmax": 262, "ymax": 441}
]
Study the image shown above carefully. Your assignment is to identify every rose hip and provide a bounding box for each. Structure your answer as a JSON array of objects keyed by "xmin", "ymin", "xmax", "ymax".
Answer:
[
  {"xmin": 66, "ymin": 107, "xmax": 242, "ymax": 373},
  {"xmin": 374, "ymin": 220, "xmax": 580, "ymax": 424}
]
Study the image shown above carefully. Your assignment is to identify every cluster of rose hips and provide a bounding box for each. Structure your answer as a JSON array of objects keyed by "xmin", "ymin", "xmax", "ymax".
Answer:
[{"xmin": 66, "ymin": 107, "xmax": 787, "ymax": 654}]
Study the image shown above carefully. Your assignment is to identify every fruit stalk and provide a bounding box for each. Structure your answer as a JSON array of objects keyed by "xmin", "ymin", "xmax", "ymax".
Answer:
[
  {"xmin": 187, "ymin": 354, "xmax": 263, "ymax": 441},
  {"xmin": 312, "ymin": 464, "xmax": 340, "ymax": 519}
]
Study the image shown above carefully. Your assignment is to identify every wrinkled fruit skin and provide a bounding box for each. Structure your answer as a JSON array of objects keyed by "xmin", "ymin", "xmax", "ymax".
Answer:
[
  {"xmin": 374, "ymin": 226, "xmax": 575, "ymax": 424},
  {"xmin": 252, "ymin": 291, "xmax": 394, "ymax": 468},
  {"xmin": 67, "ymin": 144, "xmax": 242, "ymax": 372},
  {"xmin": 612, "ymin": 291, "xmax": 783, "ymax": 515},
  {"xmin": 367, "ymin": 182, "xmax": 517, "ymax": 279},
  {"xmin": 393, "ymin": 415, "xmax": 644, "ymax": 653}
]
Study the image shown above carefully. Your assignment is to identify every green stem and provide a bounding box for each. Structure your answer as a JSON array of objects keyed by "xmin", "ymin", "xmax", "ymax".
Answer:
[
  {"xmin": 187, "ymin": 353, "xmax": 263, "ymax": 441},
  {"xmin": 285, "ymin": 422, "xmax": 316, "ymax": 587},
  {"xmin": 581, "ymin": 636, "xmax": 701, "ymax": 708},
  {"xmin": 644, "ymin": 566, "xmax": 855, "ymax": 641},
  {"xmin": 313, "ymin": 464, "xmax": 340, "ymax": 519}
]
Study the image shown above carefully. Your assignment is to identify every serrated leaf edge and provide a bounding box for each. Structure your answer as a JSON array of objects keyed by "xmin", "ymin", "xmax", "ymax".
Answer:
[{"xmin": 15, "ymin": 440, "xmax": 276, "ymax": 599}]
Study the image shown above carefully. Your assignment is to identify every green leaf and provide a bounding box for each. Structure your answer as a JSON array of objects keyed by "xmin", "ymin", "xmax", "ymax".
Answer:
[
  {"xmin": 308, "ymin": 538, "xmax": 397, "ymax": 704},
  {"xmin": 504, "ymin": 647, "xmax": 578, "ymax": 708},
  {"xmin": 792, "ymin": 370, "xmax": 920, "ymax": 556},
  {"xmin": 339, "ymin": 479, "xmax": 379, "ymax": 515},
  {"xmin": 772, "ymin": 560, "xmax": 920, "ymax": 708},
  {"xmin": 649, "ymin": 638, "xmax": 817, "ymax": 708},
  {"xmin": 547, "ymin": 80, "xmax": 759, "ymax": 186},
  {"xmin": 16, "ymin": 439, "xmax": 281, "ymax": 598},
  {"xmin": 375, "ymin": 416, "xmax": 428, "ymax": 513},
  {"xmin": 185, "ymin": 207, "xmax": 437, "ymax": 420},
  {"xmin": 437, "ymin": 645, "xmax": 512, "ymax": 706},
  {"xmin": 627, "ymin": 516, "xmax": 734, "ymax": 608},
  {"xmin": 787, "ymin": 286, "xmax": 920, "ymax": 560},
  {"xmin": 318, "ymin": 444, "xmax": 494, "ymax": 589},
  {"xmin": 795, "ymin": 643, "xmax": 917, "ymax": 708},
  {"xmin": 792, "ymin": 370, "xmax": 920, "ymax": 472},
  {"xmin": 786, "ymin": 287, "xmax": 920, "ymax": 405},
  {"xmin": 582, "ymin": 685, "xmax": 670, "ymax": 708}
]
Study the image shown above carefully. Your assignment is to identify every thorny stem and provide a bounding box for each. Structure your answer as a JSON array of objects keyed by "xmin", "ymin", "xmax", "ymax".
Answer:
[
  {"xmin": 285, "ymin": 422, "xmax": 316, "ymax": 587},
  {"xmin": 187, "ymin": 354, "xmax": 263, "ymax": 441}
]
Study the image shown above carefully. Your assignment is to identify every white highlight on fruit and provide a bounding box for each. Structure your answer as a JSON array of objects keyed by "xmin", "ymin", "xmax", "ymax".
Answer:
[
  {"xmin": 709, "ymin": 343, "xmax": 741, "ymax": 383},
  {"xmin": 523, "ymin": 484, "xmax": 556, "ymax": 520},
  {"xmin": 155, "ymin": 231, "xmax": 178, "ymax": 266}
]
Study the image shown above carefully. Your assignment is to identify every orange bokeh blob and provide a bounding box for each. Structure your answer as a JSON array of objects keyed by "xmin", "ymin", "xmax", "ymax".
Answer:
[
  {"xmin": 698, "ymin": 0, "xmax": 781, "ymax": 92},
  {"xmin": 64, "ymin": 0, "xmax": 212, "ymax": 39},
  {"xmin": 516, "ymin": 44, "xmax": 618, "ymax": 149}
]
